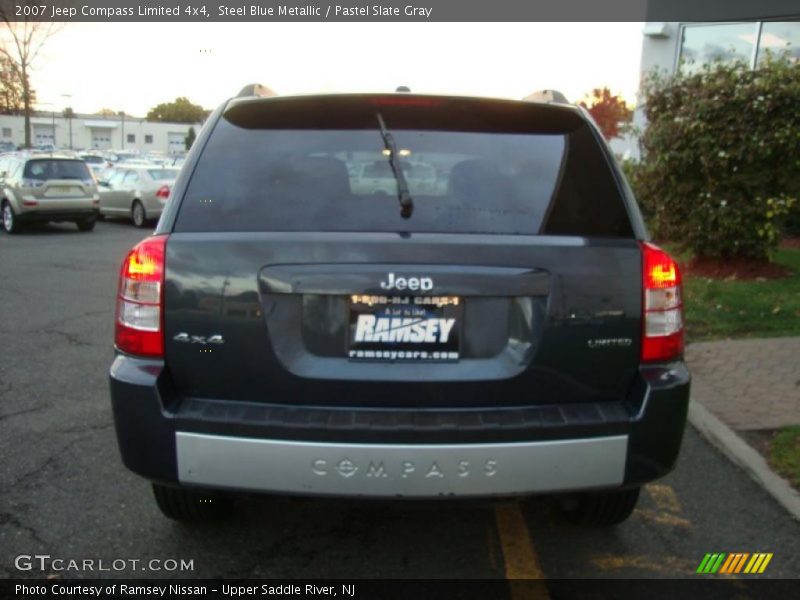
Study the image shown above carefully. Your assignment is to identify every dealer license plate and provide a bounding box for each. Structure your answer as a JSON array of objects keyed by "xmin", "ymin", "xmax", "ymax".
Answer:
[{"xmin": 347, "ymin": 295, "xmax": 462, "ymax": 362}]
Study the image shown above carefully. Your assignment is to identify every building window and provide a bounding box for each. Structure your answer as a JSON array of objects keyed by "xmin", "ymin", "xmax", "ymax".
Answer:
[
  {"xmin": 679, "ymin": 23, "xmax": 757, "ymax": 73},
  {"xmin": 1, "ymin": 128, "xmax": 10, "ymax": 138},
  {"xmin": 679, "ymin": 22, "xmax": 800, "ymax": 74},
  {"xmin": 144, "ymin": 134, "xmax": 153, "ymax": 144},
  {"xmin": 756, "ymin": 22, "xmax": 800, "ymax": 66},
  {"xmin": 127, "ymin": 134, "xmax": 135, "ymax": 143}
]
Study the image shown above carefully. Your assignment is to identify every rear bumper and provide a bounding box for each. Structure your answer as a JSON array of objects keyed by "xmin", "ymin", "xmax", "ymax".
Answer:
[
  {"xmin": 17, "ymin": 208, "xmax": 98, "ymax": 222},
  {"xmin": 176, "ymin": 433, "xmax": 627, "ymax": 497},
  {"xmin": 109, "ymin": 357, "xmax": 690, "ymax": 498}
]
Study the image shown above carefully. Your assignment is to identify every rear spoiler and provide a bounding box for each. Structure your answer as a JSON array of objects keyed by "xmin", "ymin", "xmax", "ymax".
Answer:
[
  {"xmin": 236, "ymin": 83, "xmax": 277, "ymax": 98},
  {"xmin": 523, "ymin": 89, "xmax": 570, "ymax": 105}
]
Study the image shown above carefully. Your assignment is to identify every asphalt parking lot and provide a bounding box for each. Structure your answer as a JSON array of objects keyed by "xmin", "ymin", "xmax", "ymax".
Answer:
[{"xmin": 2, "ymin": 220, "xmax": 800, "ymax": 586}]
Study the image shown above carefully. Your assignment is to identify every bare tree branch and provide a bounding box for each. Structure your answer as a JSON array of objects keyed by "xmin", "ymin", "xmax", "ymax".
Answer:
[
  {"xmin": 29, "ymin": 22, "xmax": 60, "ymax": 64},
  {"xmin": 0, "ymin": 5, "xmax": 64, "ymax": 146}
]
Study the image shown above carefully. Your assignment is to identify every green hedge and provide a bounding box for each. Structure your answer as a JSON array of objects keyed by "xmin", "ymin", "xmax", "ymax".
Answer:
[{"xmin": 632, "ymin": 58, "xmax": 800, "ymax": 259}]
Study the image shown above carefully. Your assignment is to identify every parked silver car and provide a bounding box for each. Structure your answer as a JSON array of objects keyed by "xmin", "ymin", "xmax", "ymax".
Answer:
[
  {"xmin": 1, "ymin": 155, "xmax": 99, "ymax": 233},
  {"xmin": 97, "ymin": 166, "xmax": 179, "ymax": 227}
]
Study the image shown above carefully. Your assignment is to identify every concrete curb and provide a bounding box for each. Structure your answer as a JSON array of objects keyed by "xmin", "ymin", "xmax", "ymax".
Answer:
[{"xmin": 688, "ymin": 399, "xmax": 800, "ymax": 521}]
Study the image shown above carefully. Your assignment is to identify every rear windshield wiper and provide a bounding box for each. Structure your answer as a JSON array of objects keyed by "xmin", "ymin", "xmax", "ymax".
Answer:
[{"xmin": 376, "ymin": 112, "xmax": 414, "ymax": 219}]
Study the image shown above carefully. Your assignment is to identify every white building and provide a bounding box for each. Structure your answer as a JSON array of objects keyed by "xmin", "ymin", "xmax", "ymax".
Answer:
[{"xmin": 0, "ymin": 112, "xmax": 203, "ymax": 154}]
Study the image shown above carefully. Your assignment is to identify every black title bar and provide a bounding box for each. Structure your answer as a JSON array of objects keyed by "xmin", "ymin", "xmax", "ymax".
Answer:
[
  {"xmin": 1, "ymin": 0, "xmax": 798, "ymax": 22},
  {"xmin": 4, "ymin": 579, "xmax": 800, "ymax": 600}
]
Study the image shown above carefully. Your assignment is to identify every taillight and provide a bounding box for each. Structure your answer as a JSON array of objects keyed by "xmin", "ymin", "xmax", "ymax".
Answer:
[
  {"xmin": 640, "ymin": 241, "xmax": 684, "ymax": 362},
  {"xmin": 115, "ymin": 235, "xmax": 167, "ymax": 357},
  {"xmin": 156, "ymin": 185, "xmax": 170, "ymax": 200}
]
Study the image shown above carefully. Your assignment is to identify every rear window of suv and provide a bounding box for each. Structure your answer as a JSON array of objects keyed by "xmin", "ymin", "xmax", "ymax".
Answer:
[
  {"xmin": 174, "ymin": 96, "xmax": 633, "ymax": 237},
  {"xmin": 24, "ymin": 159, "xmax": 92, "ymax": 181}
]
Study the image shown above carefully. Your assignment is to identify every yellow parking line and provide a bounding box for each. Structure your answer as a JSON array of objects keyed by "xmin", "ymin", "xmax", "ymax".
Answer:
[
  {"xmin": 592, "ymin": 554, "xmax": 698, "ymax": 575},
  {"xmin": 494, "ymin": 503, "xmax": 546, "ymax": 580},
  {"xmin": 646, "ymin": 484, "xmax": 682, "ymax": 514},
  {"xmin": 494, "ymin": 502, "xmax": 550, "ymax": 599},
  {"xmin": 634, "ymin": 508, "xmax": 692, "ymax": 529},
  {"xmin": 493, "ymin": 503, "xmax": 550, "ymax": 600}
]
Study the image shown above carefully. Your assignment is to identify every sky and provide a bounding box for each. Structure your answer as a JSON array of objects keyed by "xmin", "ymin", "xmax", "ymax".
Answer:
[{"xmin": 23, "ymin": 22, "xmax": 644, "ymax": 117}]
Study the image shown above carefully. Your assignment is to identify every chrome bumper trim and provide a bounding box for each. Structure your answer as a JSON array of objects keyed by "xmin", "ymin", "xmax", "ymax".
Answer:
[{"xmin": 176, "ymin": 433, "xmax": 627, "ymax": 497}]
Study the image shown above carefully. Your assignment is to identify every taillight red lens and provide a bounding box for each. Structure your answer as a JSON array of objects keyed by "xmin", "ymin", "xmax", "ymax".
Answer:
[
  {"xmin": 640, "ymin": 242, "xmax": 684, "ymax": 362},
  {"xmin": 115, "ymin": 235, "xmax": 167, "ymax": 357},
  {"xmin": 156, "ymin": 185, "xmax": 170, "ymax": 200}
]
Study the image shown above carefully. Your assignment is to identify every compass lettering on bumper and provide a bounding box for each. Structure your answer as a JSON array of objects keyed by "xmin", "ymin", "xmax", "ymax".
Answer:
[{"xmin": 311, "ymin": 458, "xmax": 498, "ymax": 479}]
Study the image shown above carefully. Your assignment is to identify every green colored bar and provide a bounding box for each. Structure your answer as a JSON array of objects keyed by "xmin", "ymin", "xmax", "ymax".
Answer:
[{"xmin": 696, "ymin": 554, "xmax": 713, "ymax": 574}]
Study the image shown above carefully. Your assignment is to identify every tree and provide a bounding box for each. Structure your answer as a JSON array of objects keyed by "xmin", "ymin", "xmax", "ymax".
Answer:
[
  {"xmin": 0, "ymin": 6, "xmax": 61, "ymax": 147},
  {"xmin": 95, "ymin": 107, "xmax": 116, "ymax": 116},
  {"xmin": 0, "ymin": 55, "xmax": 30, "ymax": 114},
  {"xmin": 185, "ymin": 126, "xmax": 196, "ymax": 151},
  {"xmin": 579, "ymin": 87, "xmax": 633, "ymax": 140},
  {"xmin": 147, "ymin": 97, "xmax": 207, "ymax": 123}
]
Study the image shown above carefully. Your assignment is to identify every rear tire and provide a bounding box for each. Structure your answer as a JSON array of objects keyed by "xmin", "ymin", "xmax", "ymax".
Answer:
[
  {"xmin": 2, "ymin": 200, "xmax": 20, "ymax": 234},
  {"xmin": 559, "ymin": 487, "xmax": 640, "ymax": 527},
  {"xmin": 76, "ymin": 218, "xmax": 96, "ymax": 232},
  {"xmin": 131, "ymin": 200, "xmax": 147, "ymax": 228},
  {"xmin": 152, "ymin": 483, "xmax": 232, "ymax": 522}
]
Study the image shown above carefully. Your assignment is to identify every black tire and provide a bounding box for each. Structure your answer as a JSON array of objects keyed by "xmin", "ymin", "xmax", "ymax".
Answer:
[
  {"xmin": 131, "ymin": 200, "xmax": 147, "ymax": 228},
  {"xmin": 76, "ymin": 218, "xmax": 96, "ymax": 232},
  {"xmin": 2, "ymin": 200, "xmax": 21, "ymax": 234},
  {"xmin": 152, "ymin": 483, "xmax": 232, "ymax": 522},
  {"xmin": 559, "ymin": 487, "xmax": 640, "ymax": 527},
  {"xmin": 96, "ymin": 213, "xmax": 105, "ymax": 221}
]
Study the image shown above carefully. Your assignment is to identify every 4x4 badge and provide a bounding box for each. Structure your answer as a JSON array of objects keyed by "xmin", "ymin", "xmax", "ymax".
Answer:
[{"xmin": 173, "ymin": 333, "xmax": 225, "ymax": 345}]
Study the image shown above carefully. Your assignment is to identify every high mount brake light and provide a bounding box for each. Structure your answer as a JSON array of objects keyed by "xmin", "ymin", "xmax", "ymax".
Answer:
[
  {"xmin": 115, "ymin": 235, "xmax": 167, "ymax": 357},
  {"xmin": 369, "ymin": 96, "xmax": 444, "ymax": 107},
  {"xmin": 640, "ymin": 242, "xmax": 684, "ymax": 362}
]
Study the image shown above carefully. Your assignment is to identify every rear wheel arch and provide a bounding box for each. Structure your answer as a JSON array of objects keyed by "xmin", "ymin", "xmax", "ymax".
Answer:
[{"xmin": 2, "ymin": 195, "xmax": 18, "ymax": 211}]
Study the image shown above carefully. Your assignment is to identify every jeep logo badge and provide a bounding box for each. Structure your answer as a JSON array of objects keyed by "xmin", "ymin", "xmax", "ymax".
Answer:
[{"xmin": 379, "ymin": 272, "xmax": 433, "ymax": 291}]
